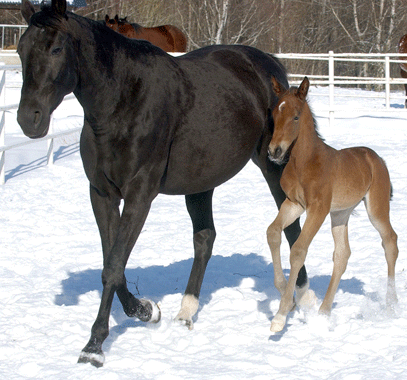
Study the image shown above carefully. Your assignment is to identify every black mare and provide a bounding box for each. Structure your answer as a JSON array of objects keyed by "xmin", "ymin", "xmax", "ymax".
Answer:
[{"xmin": 17, "ymin": 0, "xmax": 307, "ymax": 367}]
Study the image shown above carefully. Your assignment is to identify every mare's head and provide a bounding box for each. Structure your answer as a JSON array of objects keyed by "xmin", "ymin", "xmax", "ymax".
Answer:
[
  {"xmin": 17, "ymin": 0, "xmax": 78, "ymax": 138},
  {"xmin": 268, "ymin": 76, "xmax": 310, "ymax": 164}
]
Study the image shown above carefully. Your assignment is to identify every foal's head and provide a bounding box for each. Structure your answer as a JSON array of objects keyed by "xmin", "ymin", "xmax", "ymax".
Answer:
[{"xmin": 268, "ymin": 76, "xmax": 310, "ymax": 164}]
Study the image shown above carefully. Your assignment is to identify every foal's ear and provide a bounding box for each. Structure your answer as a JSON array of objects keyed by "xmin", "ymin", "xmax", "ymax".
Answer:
[
  {"xmin": 51, "ymin": 0, "xmax": 67, "ymax": 16},
  {"xmin": 21, "ymin": 0, "xmax": 36, "ymax": 24},
  {"xmin": 271, "ymin": 77, "xmax": 287, "ymax": 97},
  {"xmin": 297, "ymin": 76, "xmax": 310, "ymax": 101}
]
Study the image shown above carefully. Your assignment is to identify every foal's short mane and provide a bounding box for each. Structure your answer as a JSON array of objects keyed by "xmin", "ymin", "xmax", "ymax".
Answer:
[{"xmin": 288, "ymin": 85, "xmax": 324, "ymax": 142}]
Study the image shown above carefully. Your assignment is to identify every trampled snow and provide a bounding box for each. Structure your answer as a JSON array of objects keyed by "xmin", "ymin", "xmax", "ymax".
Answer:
[{"xmin": 1, "ymin": 69, "xmax": 407, "ymax": 379}]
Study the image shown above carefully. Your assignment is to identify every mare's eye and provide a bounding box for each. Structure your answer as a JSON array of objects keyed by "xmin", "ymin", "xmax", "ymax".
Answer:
[
  {"xmin": 51, "ymin": 47, "xmax": 63, "ymax": 56},
  {"xmin": 294, "ymin": 116, "xmax": 299, "ymax": 121}
]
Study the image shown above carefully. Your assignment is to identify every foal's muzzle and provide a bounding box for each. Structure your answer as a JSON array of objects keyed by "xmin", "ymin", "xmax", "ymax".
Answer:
[{"xmin": 268, "ymin": 145, "xmax": 285, "ymax": 164}]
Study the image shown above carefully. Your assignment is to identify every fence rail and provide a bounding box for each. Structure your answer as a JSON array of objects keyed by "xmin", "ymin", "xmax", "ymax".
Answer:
[
  {"xmin": 0, "ymin": 24, "xmax": 27, "ymax": 49},
  {"xmin": 1, "ymin": 51, "xmax": 407, "ymax": 184}
]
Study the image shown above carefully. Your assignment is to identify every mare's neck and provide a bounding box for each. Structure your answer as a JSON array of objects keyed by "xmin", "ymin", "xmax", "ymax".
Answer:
[{"xmin": 70, "ymin": 14, "xmax": 166, "ymax": 124}]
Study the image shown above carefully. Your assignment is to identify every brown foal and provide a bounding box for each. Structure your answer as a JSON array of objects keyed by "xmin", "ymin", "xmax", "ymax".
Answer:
[{"xmin": 267, "ymin": 76, "xmax": 398, "ymax": 333}]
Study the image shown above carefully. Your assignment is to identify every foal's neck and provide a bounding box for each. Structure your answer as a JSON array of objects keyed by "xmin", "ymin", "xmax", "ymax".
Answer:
[{"xmin": 293, "ymin": 103, "xmax": 325, "ymax": 160}]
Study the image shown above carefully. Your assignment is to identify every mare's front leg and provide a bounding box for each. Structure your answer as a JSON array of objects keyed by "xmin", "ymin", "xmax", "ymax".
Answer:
[
  {"xmin": 175, "ymin": 190, "xmax": 216, "ymax": 330},
  {"xmin": 270, "ymin": 202, "xmax": 328, "ymax": 333},
  {"xmin": 78, "ymin": 184, "xmax": 159, "ymax": 367}
]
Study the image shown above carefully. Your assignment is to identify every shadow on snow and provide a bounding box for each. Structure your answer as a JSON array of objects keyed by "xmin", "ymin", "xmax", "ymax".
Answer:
[
  {"xmin": 54, "ymin": 252, "xmax": 365, "ymax": 346},
  {"xmin": 5, "ymin": 142, "xmax": 79, "ymax": 181}
]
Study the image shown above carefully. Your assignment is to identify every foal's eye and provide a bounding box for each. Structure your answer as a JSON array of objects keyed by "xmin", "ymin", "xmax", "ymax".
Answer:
[
  {"xmin": 51, "ymin": 47, "xmax": 63, "ymax": 56},
  {"xmin": 294, "ymin": 116, "xmax": 299, "ymax": 121}
]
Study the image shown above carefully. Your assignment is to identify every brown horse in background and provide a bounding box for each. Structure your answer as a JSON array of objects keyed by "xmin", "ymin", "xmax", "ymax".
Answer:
[
  {"xmin": 105, "ymin": 14, "xmax": 187, "ymax": 52},
  {"xmin": 267, "ymin": 76, "xmax": 398, "ymax": 333},
  {"xmin": 398, "ymin": 34, "xmax": 407, "ymax": 107}
]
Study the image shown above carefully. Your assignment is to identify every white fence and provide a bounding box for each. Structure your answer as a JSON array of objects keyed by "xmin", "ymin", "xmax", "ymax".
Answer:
[
  {"xmin": 1, "ymin": 51, "xmax": 407, "ymax": 184},
  {"xmin": 0, "ymin": 65, "xmax": 81, "ymax": 185},
  {"xmin": 0, "ymin": 25, "xmax": 27, "ymax": 50}
]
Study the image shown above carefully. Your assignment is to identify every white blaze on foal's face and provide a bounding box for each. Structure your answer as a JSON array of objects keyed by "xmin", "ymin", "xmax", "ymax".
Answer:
[{"xmin": 269, "ymin": 97, "xmax": 300, "ymax": 161}]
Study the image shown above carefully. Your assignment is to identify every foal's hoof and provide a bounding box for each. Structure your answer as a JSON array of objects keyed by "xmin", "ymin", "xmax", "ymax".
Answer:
[
  {"xmin": 78, "ymin": 350, "xmax": 105, "ymax": 368},
  {"xmin": 270, "ymin": 314, "xmax": 286, "ymax": 333}
]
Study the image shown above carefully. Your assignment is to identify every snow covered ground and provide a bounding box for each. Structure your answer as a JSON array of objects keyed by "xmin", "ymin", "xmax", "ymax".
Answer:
[{"xmin": 1, "ymin": 69, "xmax": 407, "ymax": 379}]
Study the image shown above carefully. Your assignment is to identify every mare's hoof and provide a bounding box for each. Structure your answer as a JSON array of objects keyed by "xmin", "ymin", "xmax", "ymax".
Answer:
[
  {"xmin": 174, "ymin": 294, "xmax": 198, "ymax": 330},
  {"xmin": 78, "ymin": 350, "xmax": 105, "ymax": 368},
  {"xmin": 175, "ymin": 315, "xmax": 194, "ymax": 330},
  {"xmin": 140, "ymin": 299, "xmax": 161, "ymax": 323},
  {"xmin": 270, "ymin": 314, "xmax": 286, "ymax": 333}
]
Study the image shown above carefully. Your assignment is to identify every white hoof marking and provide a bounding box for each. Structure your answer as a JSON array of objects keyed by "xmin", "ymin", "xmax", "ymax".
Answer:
[
  {"xmin": 174, "ymin": 294, "xmax": 199, "ymax": 330},
  {"xmin": 141, "ymin": 299, "xmax": 161, "ymax": 323},
  {"xmin": 78, "ymin": 351, "xmax": 105, "ymax": 367},
  {"xmin": 270, "ymin": 314, "xmax": 286, "ymax": 333}
]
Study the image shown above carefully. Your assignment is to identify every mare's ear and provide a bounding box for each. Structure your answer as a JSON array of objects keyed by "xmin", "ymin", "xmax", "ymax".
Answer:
[
  {"xmin": 115, "ymin": 14, "xmax": 119, "ymax": 21},
  {"xmin": 105, "ymin": 14, "xmax": 110, "ymax": 22},
  {"xmin": 21, "ymin": 0, "xmax": 36, "ymax": 24},
  {"xmin": 297, "ymin": 77, "xmax": 310, "ymax": 101},
  {"xmin": 51, "ymin": 0, "xmax": 67, "ymax": 16},
  {"xmin": 271, "ymin": 76, "xmax": 286, "ymax": 97}
]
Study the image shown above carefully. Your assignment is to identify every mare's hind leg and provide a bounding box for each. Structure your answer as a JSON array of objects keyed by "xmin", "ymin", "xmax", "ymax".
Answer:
[
  {"xmin": 319, "ymin": 209, "xmax": 353, "ymax": 315},
  {"xmin": 175, "ymin": 189, "xmax": 216, "ymax": 329},
  {"xmin": 252, "ymin": 148, "xmax": 308, "ymax": 298},
  {"xmin": 364, "ymin": 188, "xmax": 399, "ymax": 309}
]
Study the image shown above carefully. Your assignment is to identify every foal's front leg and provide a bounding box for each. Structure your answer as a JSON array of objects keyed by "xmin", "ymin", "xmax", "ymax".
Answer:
[
  {"xmin": 267, "ymin": 200, "xmax": 304, "ymax": 302},
  {"xmin": 270, "ymin": 202, "xmax": 328, "ymax": 333}
]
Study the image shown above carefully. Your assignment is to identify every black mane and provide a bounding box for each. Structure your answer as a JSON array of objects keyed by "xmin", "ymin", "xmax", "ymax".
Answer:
[{"xmin": 30, "ymin": 5, "xmax": 68, "ymax": 30}]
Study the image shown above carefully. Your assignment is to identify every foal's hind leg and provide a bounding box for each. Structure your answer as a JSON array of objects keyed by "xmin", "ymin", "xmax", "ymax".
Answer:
[
  {"xmin": 175, "ymin": 189, "xmax": 216, "ymax": 329},
  {"xmin": 364, "ymin": 188, "xmax": 399, "ymax": 309}
]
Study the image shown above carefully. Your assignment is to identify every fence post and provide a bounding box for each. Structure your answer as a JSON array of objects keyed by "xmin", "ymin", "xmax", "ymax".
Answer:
[
  {"xmin": 46, "ymin": 115, "xmax": 54, "ymax": 166},
  {"xmin": 329, "ymin": 50, "xmax": 334, "ymax": 127},
  {"xmin": 385, "ymin": 56, "xmax": 390, "ymax": 109},
  {"xmin": 0, "ymin": 68, "xmax": 5, "ymax": 185}
]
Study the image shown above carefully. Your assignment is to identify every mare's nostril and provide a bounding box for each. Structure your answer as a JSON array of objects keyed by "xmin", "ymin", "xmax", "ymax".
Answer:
[{"xmin": 33, "ymin": 111, "xmax": 42, "ymax": 128}]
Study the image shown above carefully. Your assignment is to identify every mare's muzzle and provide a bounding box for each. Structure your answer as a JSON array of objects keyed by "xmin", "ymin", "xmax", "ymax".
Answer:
[{"xmin": 17, "ymin": 103, "xmax": 50, "ymax": 139}]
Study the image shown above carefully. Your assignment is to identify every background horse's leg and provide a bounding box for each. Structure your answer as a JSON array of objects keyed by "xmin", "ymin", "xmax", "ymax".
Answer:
[
  {"xmin": 78, "ymin": 186, "xmax": 159, "ymax": 367},
  {"xmin": 401, "ymin": 68, "xmax": 407, "ymax": 108},
  {"xmin": 175, "ymin": 189, "xmax": 216, "ymax": 329},
  {"xmin": 252, "ymin": 148, "xmax": 308, "ymax": 290}
]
